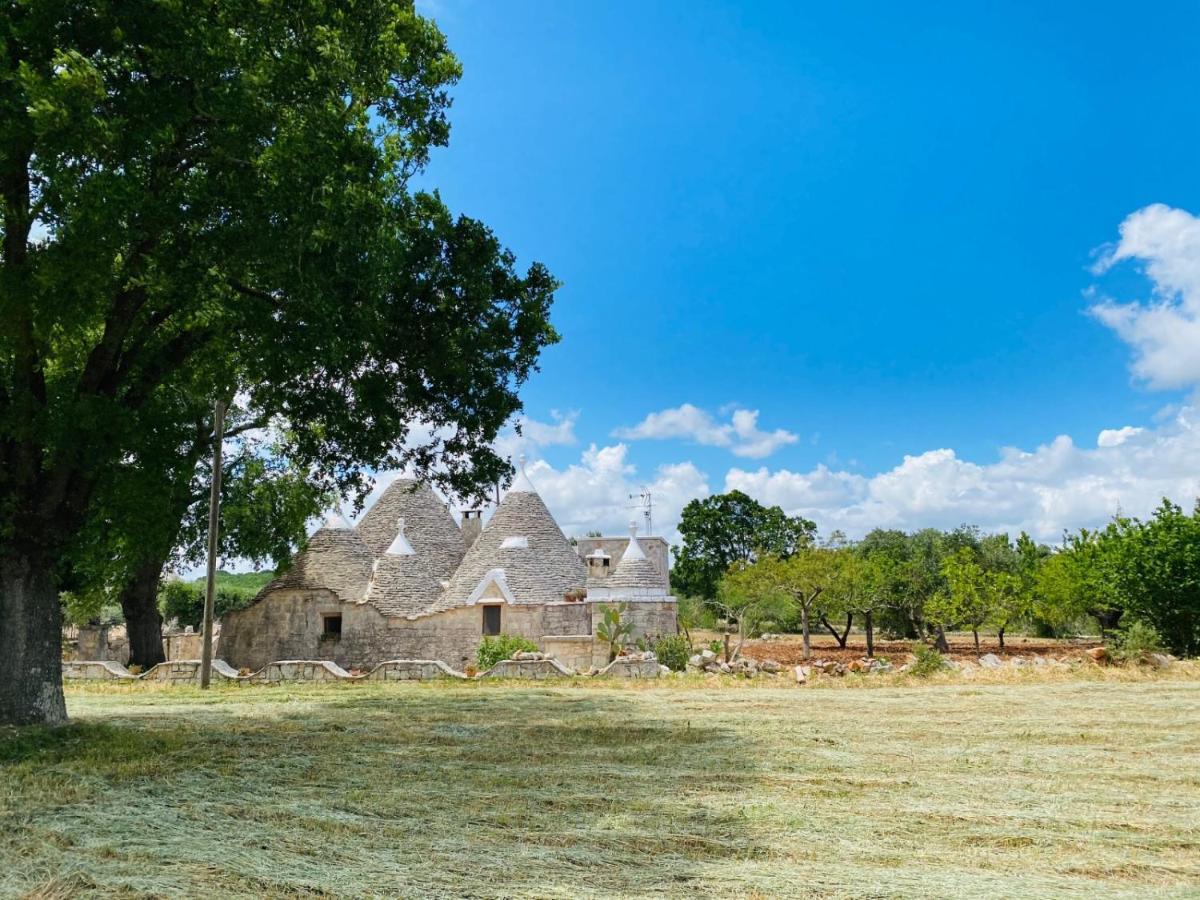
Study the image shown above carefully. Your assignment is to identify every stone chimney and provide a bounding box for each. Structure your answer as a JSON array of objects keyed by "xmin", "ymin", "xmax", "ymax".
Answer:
[{"xmin": 460, "ymin": 509, "xmax": 483, "ymax": 547}]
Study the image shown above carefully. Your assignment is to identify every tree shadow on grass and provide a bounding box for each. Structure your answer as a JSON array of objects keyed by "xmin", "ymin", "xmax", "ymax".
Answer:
[{"xmin": 2, "ymin": 686, "xmax": 783, "ymax": 898}]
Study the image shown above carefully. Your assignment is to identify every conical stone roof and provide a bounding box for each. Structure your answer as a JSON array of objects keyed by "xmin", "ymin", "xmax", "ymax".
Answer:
[
  {"xmin": 259, "ymin": 523, "xmax": 374, "ymax": 603},
  {"xmin": 608, "ymin": 525, "xmax": 664, "ymax": 592},
  {"xmin": 435, "ymin": 472, "xmax": 586, "ymax": 610},
  {"xmin": 356, "ymin": 479, "xmax": 467, "ymax": 616}
]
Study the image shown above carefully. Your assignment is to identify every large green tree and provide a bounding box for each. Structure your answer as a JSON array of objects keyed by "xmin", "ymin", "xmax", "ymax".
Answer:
[
  {"xmin": 1108, "ymin": 500, "xmax": 1200, "ymax": 657},
  {"xmin": 66, "ymin": 413, "xmax": 326, "ymax": 667},
  {"xmin": 670, "ymin": 490, "xmax": 815, "ymax": 602},
  {"xmin": 1, "ymin": 1, "xmax": 558, "ymax": 725}
]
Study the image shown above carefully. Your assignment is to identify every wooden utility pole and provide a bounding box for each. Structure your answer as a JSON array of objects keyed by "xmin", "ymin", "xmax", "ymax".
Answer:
[{"xmin": 200, "ymin": 399, "xmax": 226, "ymax": 689}]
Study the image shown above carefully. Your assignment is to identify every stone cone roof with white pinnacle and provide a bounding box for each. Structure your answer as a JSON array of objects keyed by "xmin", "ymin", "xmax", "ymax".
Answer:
[
  {"xmin": 261, "ymin": 522, "xmax": 374, "ymax": 604},
  {"xmin": 356, "ymin": 479, "xmax": 467, "ymax": 617},
  {"xmin": 607, "ymin": 527, "xmax": 663, "ymax": 592},
  {"xmin": 435, "ymin": 472, "xmax": 587, "ymax": 611}
]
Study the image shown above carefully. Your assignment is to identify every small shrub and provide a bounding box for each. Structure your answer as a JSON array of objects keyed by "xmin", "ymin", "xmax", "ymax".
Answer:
[
  {"xmin": 654, "ymin": 634, "xmax": 691, "ymax": 671},
  {"xmin": 707, "ymin": 639, "xmax": 723, "ymax": 656},
  {"xmin": 909, "ymin": 643, "xmax": 947, "ymax": 677},
  {"xmin": 1108, "ymin": 621, "xmax": 1164, "ymax": 664},
  {"xmin": 476, "ymin": 634, "xmax": 538, "ymax": 670}
]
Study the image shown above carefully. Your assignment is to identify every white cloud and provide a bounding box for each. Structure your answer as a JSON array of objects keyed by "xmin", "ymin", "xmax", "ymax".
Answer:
[
  {"xmin": 614, "ymin": 403, "xmax": 798, "ymax": 458},
  {"xmin": 1090, "ymin": 204, "xmax": 1200, "ymax": 388},
  {"xmin": 493, "ymin": 410, "xmax": 578, "ymax": 461},
  {"xmin": 1097, "ymin": 425, "xmax": 1144, "ymax": 448},
  {"xmin": 516, "ymin": 410, "xmax": 578, "ymax": 446},
  {"xmin": 726, "ymin": 404, "xmax": 1200, "ymax": 543},
  {"xmin": 525, "ymin": 443, "xmax": 709, "ymax": 546}
]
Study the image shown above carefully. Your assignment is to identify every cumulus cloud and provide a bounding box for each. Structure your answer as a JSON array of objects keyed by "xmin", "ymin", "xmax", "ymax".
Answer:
[
  {"xmin": 726, "ymin": 404, "xmax": 1200, "ymax": 542},
  {"xmin": 1090, "ymin": 203, "xmax": 1200, "ymax": 388},
  {"xmin": 613, "ymin": 403, "xmax": 798, "ymax": 458},
  {"xmin": 524, "ymin": 443, "xmax": 709, "ymax": 545},
  {"xmin": 493, "ymin": 409, "xmax": 578, "ymax": 460}
]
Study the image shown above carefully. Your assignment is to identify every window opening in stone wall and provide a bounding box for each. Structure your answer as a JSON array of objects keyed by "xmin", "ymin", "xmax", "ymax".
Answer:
[
  {"xmin": 482, "ymin": 605, "xmax": 501, "ymax": 636},
  {"xmin": 322, "ymin": 615, "xmax": 342, "ymax": 639}
]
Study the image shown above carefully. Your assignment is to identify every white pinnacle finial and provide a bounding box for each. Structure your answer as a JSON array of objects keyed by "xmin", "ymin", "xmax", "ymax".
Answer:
[
  {"xmin": 322, "ymin": 506, "xmax": 352, "ymax": 530},
  {"xmin": 622, "ymin": 520, "xmax": 647, "ymax": 561},
  {"xmin": 511, "ymin": 454, "xmax": 536, "ymax": 493},
  {"xmin": 386, "ymin": 516, "xmax": 416, "ymax": 555}
]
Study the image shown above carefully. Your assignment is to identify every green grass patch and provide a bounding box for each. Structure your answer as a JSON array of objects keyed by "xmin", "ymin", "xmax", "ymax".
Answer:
[{"xmin": 2, "ymin": 678, "xmax": 1198, "ymax": 897}]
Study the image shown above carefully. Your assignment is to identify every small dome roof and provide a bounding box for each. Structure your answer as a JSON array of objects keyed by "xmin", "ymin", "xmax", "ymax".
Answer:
[{"xmin": 608, "ymin": 523, "xmax": 662, "ymax": 591}]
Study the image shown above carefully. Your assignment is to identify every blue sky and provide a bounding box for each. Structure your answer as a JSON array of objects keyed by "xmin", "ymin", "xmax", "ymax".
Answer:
[{"xmin": 404, "ymin": 0, "xmax": 1200, "ymax": 544}]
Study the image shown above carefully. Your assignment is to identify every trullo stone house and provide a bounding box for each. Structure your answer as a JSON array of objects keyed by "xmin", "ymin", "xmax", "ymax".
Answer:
[{"xmin": 219, "ymin": 466, "xmax": 677, "ymax": 671}]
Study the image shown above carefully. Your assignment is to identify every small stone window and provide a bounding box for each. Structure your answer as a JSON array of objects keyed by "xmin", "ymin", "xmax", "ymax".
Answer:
[
  {"xmin": 482, "ymin": 605, "xmax": 501, "ymax": 636},
  {"xmin": 322, "ymin": 614, "xmax": 342, "ymax": 640}
]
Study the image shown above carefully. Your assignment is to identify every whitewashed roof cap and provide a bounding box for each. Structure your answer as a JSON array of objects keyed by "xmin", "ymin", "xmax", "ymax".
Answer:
[
  {"xmin": 510, "ymin": 454, "xmax": 537, "ymax": 493},
  {"xmin": 608, "ymin": 522, "xmax": 661, "ymax": 591},
  {"xmin": 354, "ymin": 479, "xmax": 467, "ymax": 616},
  {"xmin": 436, "ymin": 480, "xmax": 586, "ymax": 609}
]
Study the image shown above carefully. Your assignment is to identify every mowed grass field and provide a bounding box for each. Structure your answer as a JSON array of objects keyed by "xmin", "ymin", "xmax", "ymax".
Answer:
[{"xmin": 3, "ymin": 674, "xmax": 1199, "ymax": 898}]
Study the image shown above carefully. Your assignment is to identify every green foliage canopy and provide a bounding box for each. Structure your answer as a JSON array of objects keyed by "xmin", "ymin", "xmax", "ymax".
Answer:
[
  {"xmin": 670, "ymin": 490, "xmax": 815, "ymax": 602},
  {"xmin": 0, "ymin": 0, "xmax": 559, "ymax": 725}
]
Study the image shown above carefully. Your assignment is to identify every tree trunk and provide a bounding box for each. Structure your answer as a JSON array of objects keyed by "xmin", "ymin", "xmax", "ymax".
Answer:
[
  {"xmin": 722, "ymin": 630, "xmax": 731, "ymax": 664},
  {"xmin": 1092, "ymin": 607, "xmax": 1123, "ymax": 637},
  {"xmin": 998, "ymin": 627, "xmax": 1005, "ymax": 650},
  {"xmin": 934, "ymin": 626, "xmax": 950, "ymax": 653},
  {"xmin": 972, "ymin": 629, "xmax": 980, "ymax": 651},
  {"xmin": 119, "ymin": 557, "xmax": 168, "ymax": 669},
  {"xmin": 865, "ymin": 609, "xmax": 875, "ymax": 658},
  {"xmin": 820, "ymin": 613, "xmax": 853, "ymax": 648},
  {"xmin": 0, "ymin": 552, "xmax": 68, "ymax": 726},
  {"xmin": 800, "ymin": 605, "xmax": 811, "ymax": 660}
]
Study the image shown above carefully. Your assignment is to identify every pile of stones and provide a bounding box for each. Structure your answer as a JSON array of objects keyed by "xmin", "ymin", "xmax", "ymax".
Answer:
[
  {"xmin": 686, "ymin": 648, "xmax": 785, "ymax": 677},
  {"xmin": 791, "ymin": 657, "xmax": 893, "ymax": 682},
  {"xmin": 615, "ymin": 650, "xmax": 657, "ymax": 662}
]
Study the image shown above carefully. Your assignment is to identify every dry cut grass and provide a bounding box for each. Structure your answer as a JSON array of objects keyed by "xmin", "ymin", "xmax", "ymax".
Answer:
[{"xmin": 2, "ymin": 676, "xmax": 1199, "ymax": 898}]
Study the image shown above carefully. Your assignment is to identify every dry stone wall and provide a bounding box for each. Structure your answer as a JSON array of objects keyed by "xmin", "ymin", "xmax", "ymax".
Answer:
[
  {"xmin": 363, "ymin": 660, "xmax": 466, "ymax": 681},
  {"xmin": 62, "ymin": 660, "xmax": 137, "ymax": 680},
  {"xmin": 247, "ymin": 660, "xmax": 353, "ymax": 683},
  {"xmin": 221, "ymin": 589, "xmax": 613, "ymax": 672},
  {"xmin": 480, "ymin": 657, "xmax": 576, "ymax": 679},
  {"xmin": 61, "ymin": 651, "xmax": 663, "ymax": 683}
]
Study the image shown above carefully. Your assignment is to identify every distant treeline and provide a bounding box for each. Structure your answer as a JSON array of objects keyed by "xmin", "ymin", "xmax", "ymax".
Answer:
[{"xmin": 671, "ymin": 491, "xmax": 1200, "ymax": 658}]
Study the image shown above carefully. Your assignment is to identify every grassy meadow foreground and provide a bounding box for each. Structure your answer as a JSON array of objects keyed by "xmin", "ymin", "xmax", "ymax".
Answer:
[{"xmin": 3, "ymin": 674, "xmax": 1199, "ymax": 899}]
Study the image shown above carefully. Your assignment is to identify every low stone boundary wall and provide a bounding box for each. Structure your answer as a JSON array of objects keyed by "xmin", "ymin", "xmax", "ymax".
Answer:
[
  {"xmin": 65, "ymin": 653, "xmax": 631, "ymax": 684},
  {"xmin": 246, "ymin": 660, "xmax": 353, "ymax": 683},
  {"xmin": 139, "ymin": 659, "xmax": 241, "ymax": 684},
  {"xmin": 362, "ymin": 659, "xmax": 466, "ymax": 681},
  {"xmin": 598, "ymin": 656, "xmax": 661, "ymax": 678},
  {"xmin": 480, "ymin": 658, "xmax": 576, "ymax": 679},
  {"xmin": 62, "ymin": 660, "xmax": 137, "ymax": 681}
]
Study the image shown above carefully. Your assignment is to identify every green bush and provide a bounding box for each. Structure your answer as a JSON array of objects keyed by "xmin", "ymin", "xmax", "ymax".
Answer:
[
  {"xmin": 653, "ymin": 634, "xmax": 692, "ymax": 671},
  {"xmin": 476, "ymin": 634, "xmax": 539, "ymax": 670},
  {"xmin": 910, "ymin": 643, "xmax": 947, "ymax": 677},
  {"xmin": 159, "ymin": 579, "xmax": 257, "ymax": 630},
  {"xmin": 1108, "ymin": 621, "xmax": 1164, "ymax": 663}
]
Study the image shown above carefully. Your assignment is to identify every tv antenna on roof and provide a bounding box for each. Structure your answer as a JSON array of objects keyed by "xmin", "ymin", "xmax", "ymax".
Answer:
[{"xmin": 628, "ymin": 488, "xmax": 652, "ymax": 536}]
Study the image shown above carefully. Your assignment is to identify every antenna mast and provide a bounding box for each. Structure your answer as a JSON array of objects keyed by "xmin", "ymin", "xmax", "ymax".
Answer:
[{"xmin": 628, "ymin": 487, "xmax": 652, "ymax": 535}]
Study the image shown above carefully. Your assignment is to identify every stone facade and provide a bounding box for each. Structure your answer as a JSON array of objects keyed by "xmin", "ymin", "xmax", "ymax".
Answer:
[
  {"xmin": 71, "ymin": 624, "xmax": 130, "ymax": 665},
  {"xmin": 220, "ymin": 471, "xmax": 679, "ymax": 671},
  {"xmin": 577, "ymin": 536, "xmax": 670, "ymax": 590}
]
